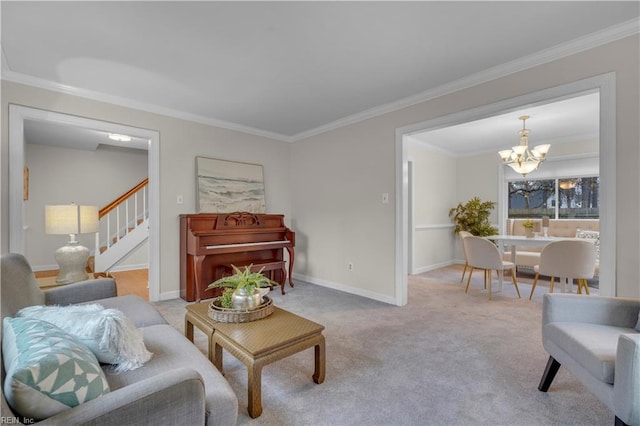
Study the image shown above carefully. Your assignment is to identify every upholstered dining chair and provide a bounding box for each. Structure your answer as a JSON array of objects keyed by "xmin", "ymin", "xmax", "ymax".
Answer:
[
  {"xmin": 529, "ymin": 240, "xmax": 598, "ymax": 300},
  {"xmin": 458, "ymin": 231, "xmax": 473, "ymax": 283},
  {"xmin": 463, "ymin": 236, "xmax": 521, "ymax": 300}
]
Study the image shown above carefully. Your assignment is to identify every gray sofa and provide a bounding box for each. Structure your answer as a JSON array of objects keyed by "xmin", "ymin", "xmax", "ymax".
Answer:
[
  {"xmin": 1, "ymin": 253, "xmax": 238, "ymax": 425},
  {"xmin": 539, "ymin": 293, "xmax": 640, "ymax": 426}
]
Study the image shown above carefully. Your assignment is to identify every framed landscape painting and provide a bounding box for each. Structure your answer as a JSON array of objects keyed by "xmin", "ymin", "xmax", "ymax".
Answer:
[{"xmin": 196, "ymin": 156, "xmax": 266, "ymax": 213}]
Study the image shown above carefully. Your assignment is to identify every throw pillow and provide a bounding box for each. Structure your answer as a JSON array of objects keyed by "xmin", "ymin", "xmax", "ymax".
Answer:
[
  {"xmin": 18, "ymin": 304, "xmax": 152, "ymax": 373},
  {"xmin": 2, "ymin": 317, "xmax": 110, "ymax": 421},
  {"xmin": 576, "ymin": 229, "xmax": 600, "ymax": 240},
  {"xmin": 576, "ymin": 229, "xmax": 600, "ymax": 259}
]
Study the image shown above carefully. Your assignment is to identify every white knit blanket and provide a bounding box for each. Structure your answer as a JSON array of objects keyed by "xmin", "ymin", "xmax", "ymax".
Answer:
[{"xmin": 17, "ymin": 304, "xmax": 152, "ymax": 373}]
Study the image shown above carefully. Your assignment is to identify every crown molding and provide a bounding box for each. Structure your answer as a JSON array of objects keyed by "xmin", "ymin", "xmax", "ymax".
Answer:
[
  {"xmin": 0, "ymin": 66, "xmax": 293, "ymax": 143},
  {"xmin": 290, "ymin": 19, "xmax": 639, "ymax": 142},
  {"xmin": 1, "ymin": 45, "xmax": 10, "ymax": 76},
  {"xmin": 1, "ymin": 19, "xmax": 637, "ymax": 143}
]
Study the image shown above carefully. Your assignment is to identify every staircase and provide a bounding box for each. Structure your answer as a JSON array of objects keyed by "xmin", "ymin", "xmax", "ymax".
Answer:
[{"xmin": 93, "ymin": 178, "xmax": 149, "ymax": 272}]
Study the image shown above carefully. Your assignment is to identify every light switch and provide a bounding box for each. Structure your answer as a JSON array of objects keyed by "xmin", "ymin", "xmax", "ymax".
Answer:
[
  {"xmin": 382, "ymin": 193, "xmax": 389, "ymax": 204},
  {"xmin": 177, "ymin": 195, "xmax": 184, "ymax": 204}
]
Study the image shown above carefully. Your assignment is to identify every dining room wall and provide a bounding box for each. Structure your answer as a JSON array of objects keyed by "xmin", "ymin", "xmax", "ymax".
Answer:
[{"xmin": 408, "ymin": 141, "xmax": 457, "ymax": 274}]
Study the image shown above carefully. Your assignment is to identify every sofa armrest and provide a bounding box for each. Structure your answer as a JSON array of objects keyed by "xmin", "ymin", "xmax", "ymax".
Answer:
[
  {"xmin": 614, "ymin": 334, "xmax": 640, "ymax": 426},
  {"xmin": 44, "ymin": 278, "xmax": 117, "ymax": 306},
  {"xmin": 542, "ymin": 294, "xmax": 640, "ymax": 328},
  {"xmin": 39, "ymin": 368, "xmax": 206, "ymax": 425}
]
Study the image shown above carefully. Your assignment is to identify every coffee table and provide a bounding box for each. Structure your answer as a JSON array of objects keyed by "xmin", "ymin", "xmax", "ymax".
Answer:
[{"xmin": 185, "ymin": 302, "xmax": 325, "ymax": 418}]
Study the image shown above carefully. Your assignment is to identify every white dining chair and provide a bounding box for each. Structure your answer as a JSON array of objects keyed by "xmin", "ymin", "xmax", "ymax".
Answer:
[
  {"xmin": 458, "ymin": 231, "xmax": 473, "ymax": 283},
  {"xmin": 463, "ymin": 236, "xmax": 521, "ymax": 300},
  {"xmin": 529, "ymin": 239, "xmax": 598, "ymax": 300}
]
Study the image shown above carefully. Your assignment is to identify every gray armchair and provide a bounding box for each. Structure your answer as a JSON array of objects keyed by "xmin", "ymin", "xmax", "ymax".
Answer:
[{"xmin": 539, "ymin": 293, "xmax": 640, "ymax": 426}]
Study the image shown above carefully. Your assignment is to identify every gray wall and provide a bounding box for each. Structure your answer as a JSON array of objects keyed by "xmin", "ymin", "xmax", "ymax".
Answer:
[
  {"xmin": 2, "ymin": 34, "xmax": 638, "ymax": 300},
  {"xmin": 1, "ymin": 82, "xmax": 293, "ymax": 300},
  {"xmin": 25, "ymin": 143, "xmax": 148, "ymax": 270},
  {"xmin": 290, "ymin": 35, "xmax": 639, "ymax": 299}
]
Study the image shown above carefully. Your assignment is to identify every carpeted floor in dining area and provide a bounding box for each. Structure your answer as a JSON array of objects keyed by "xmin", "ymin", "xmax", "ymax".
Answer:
[{"xmin": 153, "ymin": 265, "xmax": 609, "ymax": 426}]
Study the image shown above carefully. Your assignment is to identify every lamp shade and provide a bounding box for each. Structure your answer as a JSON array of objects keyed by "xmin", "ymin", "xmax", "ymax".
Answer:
[{"xmin": 45, "ymin": 204, "xmax": 98, "ymax": 235}]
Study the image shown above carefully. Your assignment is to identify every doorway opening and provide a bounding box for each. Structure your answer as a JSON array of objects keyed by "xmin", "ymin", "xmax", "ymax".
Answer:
[
  {"xmin": 395, "ymin": 73, "xmax": 616, "ymax": 306},
  {"xmin": 8, "ymin": 105, "xmax": 161, "ymax": 301}
]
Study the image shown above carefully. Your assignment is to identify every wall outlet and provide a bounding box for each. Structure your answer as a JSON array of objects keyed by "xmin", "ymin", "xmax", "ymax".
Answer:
[{"xmin": 348, "ymin": 262, "xmax": 354, "ymax": 271}]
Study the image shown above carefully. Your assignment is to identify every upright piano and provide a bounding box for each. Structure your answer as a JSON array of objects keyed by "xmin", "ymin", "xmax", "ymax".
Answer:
[{"xmin": 179, "ymin": 212, "xmax": 295, "ymax": 302}]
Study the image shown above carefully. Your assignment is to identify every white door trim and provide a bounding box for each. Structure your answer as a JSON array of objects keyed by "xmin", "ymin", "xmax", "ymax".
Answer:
[
  {"xmin": 8, "ymin": 105, "xmax": 162, "ymax": 302},
  {"xmin": 395, "ymin": 73, "xmax": 616, "ymax": 305}
]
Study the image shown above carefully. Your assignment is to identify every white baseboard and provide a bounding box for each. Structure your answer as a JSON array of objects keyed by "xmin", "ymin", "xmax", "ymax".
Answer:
[
  {"xmin": 292, "ymin": 273, "xmax": 396, "ymax": 305},
  {"xmin": 108, "ymin": 263, "xmax": 148, "ymax": 272},
  {"xmin": 32, "ymin": 264, "xmax": 59, "ymax": 272},
  {"xmin": 159, "ymin": 290, "xmax": 181, "ymax": 301},
  {"xmin": 32, "ymin": 263, "xmax": 148, "ymax": 273},
  {"xmin": 412, "ymin": 259, "xmax": 463, "ymax": 275}
]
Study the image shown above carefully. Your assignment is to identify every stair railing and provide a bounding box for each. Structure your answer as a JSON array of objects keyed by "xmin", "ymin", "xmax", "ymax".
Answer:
[{"xmin": 94, "ymin": 178, "xmax": 149, "ymax": 264}]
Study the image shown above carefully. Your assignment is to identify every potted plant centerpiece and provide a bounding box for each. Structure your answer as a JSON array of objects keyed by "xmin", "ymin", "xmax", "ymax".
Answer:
[
  {"xmin": 207, "ymin": 264, "xmax": 279, "ymax": 311},
  {"xmin": 522, "ymin": 219, "xmax": 535, "ymax": 238}
]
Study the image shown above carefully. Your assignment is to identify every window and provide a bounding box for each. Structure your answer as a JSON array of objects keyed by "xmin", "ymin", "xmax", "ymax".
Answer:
[{"xmin": 508, "ymin": 177, "xmax": 599, "ymax": 219}]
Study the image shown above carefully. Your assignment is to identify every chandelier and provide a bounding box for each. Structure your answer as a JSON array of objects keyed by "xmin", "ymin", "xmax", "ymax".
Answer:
[{"xmin": 498, "ymin": 115, "xmax": 550, "ymax": 177}]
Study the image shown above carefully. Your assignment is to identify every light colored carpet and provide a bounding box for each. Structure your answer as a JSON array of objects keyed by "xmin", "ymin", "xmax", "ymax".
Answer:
[{"xmin": 154, "ymin": 265, "xmax": 609, "ymax": 426}]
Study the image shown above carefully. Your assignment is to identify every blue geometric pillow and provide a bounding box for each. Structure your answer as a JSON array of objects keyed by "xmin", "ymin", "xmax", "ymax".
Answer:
[{"xmin": 2, "ymin": 317, "xmax": 110, "ymax": 421}]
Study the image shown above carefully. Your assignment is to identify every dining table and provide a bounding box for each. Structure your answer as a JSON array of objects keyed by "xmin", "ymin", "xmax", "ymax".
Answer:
[{"xmin": 484, "ymin": 234, "xmax": 595, "ymax": 293}]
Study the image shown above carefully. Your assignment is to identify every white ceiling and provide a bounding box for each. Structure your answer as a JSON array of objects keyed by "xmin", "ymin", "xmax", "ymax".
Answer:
[
  {"xmin": 24, "ymin": 119, "xmax": 150, "ymax": 152},
  {"xmin": 410, "ymin": 92, "xmax": 600, "ymax": 157},
  {"xmin": 2, "ymin": 1, "xmax": 639, "ymax": 148}
]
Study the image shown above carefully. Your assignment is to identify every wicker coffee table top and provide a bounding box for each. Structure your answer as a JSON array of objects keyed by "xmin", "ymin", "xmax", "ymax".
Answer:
[{"xmin": 187, "ymin": 302, "xmax": 324, "ymax": 356}]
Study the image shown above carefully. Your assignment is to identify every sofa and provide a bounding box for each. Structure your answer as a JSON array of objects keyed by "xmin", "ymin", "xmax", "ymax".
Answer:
[
  {"xmin": 503, "ymin": 218, "xmax": 600, "ymax": 270},
  {"xmin": 539, "ymin": 293, "xmax": 640, "ymax": 425},
  {"xmin": 1, "ymin": 253, "xmax": 238, "ymax": 425}
]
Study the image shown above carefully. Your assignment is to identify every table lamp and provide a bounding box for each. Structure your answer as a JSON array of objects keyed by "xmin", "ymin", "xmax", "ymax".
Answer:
[{"xmin": 45, "ymin": 204, "xmax": 98, "ymax": 284}]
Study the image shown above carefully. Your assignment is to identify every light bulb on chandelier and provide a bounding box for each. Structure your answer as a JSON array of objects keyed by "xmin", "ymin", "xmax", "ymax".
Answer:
[{"xmin": 498, "ymin": 115, "xmax": 551, "ymax": 177}]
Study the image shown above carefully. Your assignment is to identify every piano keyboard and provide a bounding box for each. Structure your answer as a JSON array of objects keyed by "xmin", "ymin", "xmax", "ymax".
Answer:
[{"xmin": 205, "ymin": 240, "xmax": 291, "ymax": 250}]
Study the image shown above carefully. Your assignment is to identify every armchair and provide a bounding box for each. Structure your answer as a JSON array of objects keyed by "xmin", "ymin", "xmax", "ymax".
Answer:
[{"xmin": 539, "ymin": 293, "xmax": 640, "ymax": 426}]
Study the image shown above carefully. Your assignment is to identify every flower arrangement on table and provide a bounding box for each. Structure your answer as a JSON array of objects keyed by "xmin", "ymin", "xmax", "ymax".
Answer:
[
  {"xmin": 522, "ymin": 219, "xmax": 535, "ymax": 237},
  {"xmin": 522, "ymin": 219, "xmax": 535, "ymax": 229}
]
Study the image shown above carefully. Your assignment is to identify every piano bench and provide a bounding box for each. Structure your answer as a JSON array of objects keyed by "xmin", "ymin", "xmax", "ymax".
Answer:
[{"xmin": 221, "ymin": 260, "xmax": 287, "ymax": 295}]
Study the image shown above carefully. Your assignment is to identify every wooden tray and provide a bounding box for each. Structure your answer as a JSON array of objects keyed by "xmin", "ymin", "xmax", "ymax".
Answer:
[{"xmin": 208, "ymin": 296, "xmax": 274, "ymax": 323}]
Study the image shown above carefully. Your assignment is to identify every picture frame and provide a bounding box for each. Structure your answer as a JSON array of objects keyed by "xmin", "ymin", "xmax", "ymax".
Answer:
[{"xmin": 195, "ymin": 156, "xmax": 266, "ymax": 213}]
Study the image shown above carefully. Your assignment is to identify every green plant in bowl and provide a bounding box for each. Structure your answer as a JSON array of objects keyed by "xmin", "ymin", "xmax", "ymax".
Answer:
[
  {"xmin": 208, "ymin": 264, "xmax": 280, "ymax": 310},
  {"xmin": 207, "ymin": 264, "xmax": 279, "ymax": 293},
  {"xmin": 219, "ymin": 288, "xmax": 235, "ymax": 309}
]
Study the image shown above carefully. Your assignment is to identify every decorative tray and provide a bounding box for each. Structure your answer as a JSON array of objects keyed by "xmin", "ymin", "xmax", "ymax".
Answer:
[{"xmin": 208, "ymin": 296, "xmax": 273, "ymax": 323}]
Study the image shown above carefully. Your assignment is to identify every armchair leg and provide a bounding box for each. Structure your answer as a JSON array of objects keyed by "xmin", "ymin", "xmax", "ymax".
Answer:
[
  {"xmin": 465, "ymin": 268, "xmax": 473, "ymax": 293},
  {"xmin": 529, "ymin": 272, "xmax": 539, "ymax": 300},
  {"xmin": 510, "ymin": 268, "xmax": 520, "ymax": 298},
  {"xmin": 461, "ymin": 262, "xmax": 468, "ymax": 283},
  {"xmin": 615, "ymin": 416, "xmax": 629, "ymax": 426},
  {"xmin": 580, "ymin": 279, "xmax": 590, "ymax": 295},
  {"xmin": 538, "ymin": 356, "xmax": 561, "ymax": 392}
]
